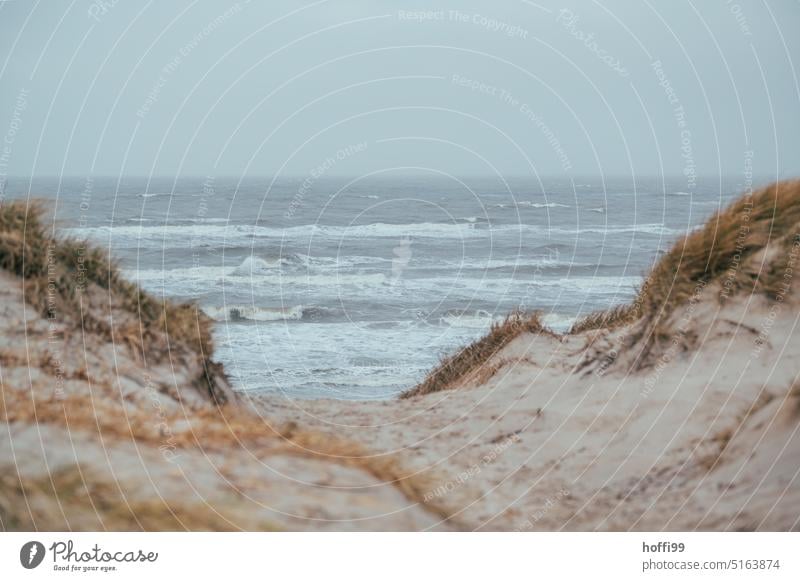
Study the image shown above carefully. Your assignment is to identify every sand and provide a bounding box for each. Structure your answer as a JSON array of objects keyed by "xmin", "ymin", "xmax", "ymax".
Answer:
[
  {"xmin": 3, "ymin": 267, "xmax": 800, "ymax": 530},
  {"xmin": 3, "ymin": 183, "xmax": 800, "ymax": 530},
  {"xmin": 251, "ymin": 290, "xmax": 800, "ymax": 530}
]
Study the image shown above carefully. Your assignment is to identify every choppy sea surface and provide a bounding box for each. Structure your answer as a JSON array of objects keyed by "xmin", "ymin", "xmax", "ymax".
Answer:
[{"xmin": 6, "ymin": 175, "xmax": 754, "ymax": 399}]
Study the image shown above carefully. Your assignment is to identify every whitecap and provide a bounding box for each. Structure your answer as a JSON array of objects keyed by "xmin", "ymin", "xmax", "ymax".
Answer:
[
  {"xmin": 203, "ymin": 304, "xmax": 305, "ymax": 322},
  {"xmin": 231, "ymin": 256, "xmax": 284, "ymax": 275},
  {"xmin": 541, "ymin": 313, "xmax": 577, "ymax": 333},
  {"xmin": 440, "ymin": 309, "xmax": 496, "ymax": 328}
]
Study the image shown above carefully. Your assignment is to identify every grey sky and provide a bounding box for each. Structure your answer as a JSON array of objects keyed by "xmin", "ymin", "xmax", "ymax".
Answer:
[{"xmin": 0, "ymin": 0, "xmax": 798, "ymax": 180}]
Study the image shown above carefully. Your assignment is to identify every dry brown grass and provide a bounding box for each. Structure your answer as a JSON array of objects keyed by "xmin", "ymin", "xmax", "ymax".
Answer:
[
  {"xmin": 0, "ymin": 386, "xmax": 461, "ymax": 526},
  {"xmin": 696, "ymin": 390, "xmax": 778, "ymax": 473},
  {"xmin": 0, "ymin": 202, "xmax": 466, "ymax": 529},
  {"xmin": 0, "ymin": 465, "xmax": 282, "ymax": 531},
  {"xmin": 407, "ymin": 181, "xmax": 800, "ymax": 389},
  {"xmin": 569, "ymin": 180, "xmax": 800, "ymax": 366},
  {"xmin": 569, "ymin": 303, "xmax": 639, "ymax": 335},
  {"xmin": 790, "ymin": 380, "xmax": 800, "ymax": 416},
  {"xmin": 401, "ymin": 311, "xmax": 555, "ymax": 398},
  {"xmin": 0, "ymin": 201, "xmax": 229, "ymax": 403}
]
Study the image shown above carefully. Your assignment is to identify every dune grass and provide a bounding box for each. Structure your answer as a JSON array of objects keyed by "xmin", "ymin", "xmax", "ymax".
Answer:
[
  {"xmin": 0, "ymin": 200, "xmax": 229, "ymax": 403},
  {"xmin": 568, "ymin": 303, "xmax": 639, "ymax": 335},
  {"xmin": 401, "ymin": 311, "xmax": 554, "ymax": 398},
  {"xmin": 0, "ymin": 465, "xmax": 283, "ymax": 531},
  {"xmin": 0, "ymin": 379, "xmax": 461, "ymax": 526},
  {"xmin": 403, "ymin": 180, "xmax": 800, "ymax": 396},
  {"xmin": 0, "ymin": 200, "xmax": 466, "ymax": 528},
  {"xmin": 568, "ymin": 180, "xmax": 800, "ymax": 364}
]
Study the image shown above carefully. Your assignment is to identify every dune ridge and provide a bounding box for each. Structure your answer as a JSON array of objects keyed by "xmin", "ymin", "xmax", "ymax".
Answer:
[
  {"xmin": 0, "ymin": 202, "xmax": 459, "ymax": 531},
  {"xmin": 3, "ymin": 181, "xmax": 800, "ymax": 530}
]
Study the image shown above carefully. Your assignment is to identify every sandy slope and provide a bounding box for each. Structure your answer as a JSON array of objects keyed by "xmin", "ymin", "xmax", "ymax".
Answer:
[
  {"xmin": 0, "ymin": 270, "xmax": 454, "ymax": 531},
  {"xmin": 4, "ymin": 182, "xmax": 800, "ymax": 531},
  {"xmin": 253, "ymin": 291, "xmax": 800, "ymax": 530},
  {"xmin": 4, "ymin": 258, "xmax": 800, "ymax": 531}
]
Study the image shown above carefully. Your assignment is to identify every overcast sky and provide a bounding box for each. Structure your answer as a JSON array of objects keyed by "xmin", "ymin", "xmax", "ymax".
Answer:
[{"xmin": 0, "ymin": 0, "xmax": 798, "ymax": 181}]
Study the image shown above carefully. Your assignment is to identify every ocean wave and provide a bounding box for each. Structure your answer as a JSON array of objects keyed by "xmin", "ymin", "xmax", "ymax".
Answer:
[
  {"xmin": 126, "ymin": 256, "xmax": 389, "ymax": 290},
  {"xmin": 64, "ymin": 222, "xmax": 484, "ymax": 246},
  {"xmin": 125, "ymin": 217, "xmax": 232, "ymax": 225},
  {"xmin": 437, "ymin": 308, "xmax": 577, "ymax": 329},
  {"xmin": 440, "ymin": 309, "xmax": 496, "ymax": 328},
  {"xmin": 202, "ymin": 304, "xmax": 336, "ymax": 323},
  {"xmin": 65, "ymin": 220, "xmax": 680, "ymax": 248},
  {"xmin": 568, "ymin": 224, "xmax": 676, "ymax": 236},
  {"xmin": 125, "ymin": 265, "xmax": 228, "ymax": 282},
  {"xmin": 532, "ymin": 275, "xmax": 642, "ymax": 293},
  {"xmin": 523, "ymin": 202, "xmax": 571, "ymax": 209},
  {"xmin": 230, "ymin": 254, "xmax": 309, "ymax": 275},
  {"xmin": 445, "ymin": 256, "xmax": 569, "ymax": 270},
  {"xmin": 170, "ymin": 217, "xmax": 232, "ymax": 224},
  {"xmin": 541, "ymin": 312, "xmax": 577, "ymax": 332},
  {"xmin": 231, "ymin": 270, "xmax": 389, "ymax": 288},
  {"xmin": 531, "ymin": 242, "xmax": 574, "ymax": 253},
  {"xmin": 490, "ymin": 201, "xmax": 571, "ymax": 209},
  {"xmin": 458, "ymin": 216, "xmax": 490, "ymax": 224}
]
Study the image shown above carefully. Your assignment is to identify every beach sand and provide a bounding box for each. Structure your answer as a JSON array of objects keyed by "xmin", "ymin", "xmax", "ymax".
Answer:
[
  {"xmin": 2, "ymin": 181, "xmax": 800, "ymax": 531},
  {"xmin": 254, "ymin": 290, "xmax": 800, "ymax": 530}
]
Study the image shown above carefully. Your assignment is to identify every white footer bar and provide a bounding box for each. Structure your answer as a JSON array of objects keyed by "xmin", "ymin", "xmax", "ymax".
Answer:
[{"xmin": 1, "ymin": 532, "xmax": 796, "ymax": 580}]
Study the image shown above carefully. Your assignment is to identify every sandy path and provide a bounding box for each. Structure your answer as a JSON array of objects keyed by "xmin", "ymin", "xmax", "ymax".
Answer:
[{"xmin": 251, "ymin": 293, "xmax": 800, "ymax": 531}]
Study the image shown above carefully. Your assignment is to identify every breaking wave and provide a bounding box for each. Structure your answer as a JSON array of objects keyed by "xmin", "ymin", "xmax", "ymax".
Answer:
[
  {"xmin": 65, "ymin": 220, "xmax": 681, "ymax": 249},
  {"xmin": 203, "ymin": 304, "xmax": 336, "ymax": 323}
]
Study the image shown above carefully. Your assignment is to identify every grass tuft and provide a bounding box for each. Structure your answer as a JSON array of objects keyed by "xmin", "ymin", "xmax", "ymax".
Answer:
[
  {"xmin": 569, "ymin": 304, "xmax": 639, "ymax": 335},
  {"xmin": 568, "ymin": 180, "xmax": 800, "ymax": 366},
  {"xmin": 0, "ymin": 386, "xmax": 463, "ymax": 527},
  {"xmin": 0, "ymin": 465, "xmax": 281, "ymax": 531},
  {"xmin": 0, "ymin": 202, "xmax": 468, "ymax": 529},
  {"xmin": 404, "ymin": 180, "xmax": 800, "ymax": 392},
  {"xmin": 401, "ymin": 311, "xmax": 555, "ymax": 398},
  {"xmin": 0, "ymin": 200, "xmax": 230, "ymax": 403}
]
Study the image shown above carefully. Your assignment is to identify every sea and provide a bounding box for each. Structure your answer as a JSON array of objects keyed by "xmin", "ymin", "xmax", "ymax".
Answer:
[{"xmin": 5, "ymin": 174, "xmax": 751, "ymax": 399}]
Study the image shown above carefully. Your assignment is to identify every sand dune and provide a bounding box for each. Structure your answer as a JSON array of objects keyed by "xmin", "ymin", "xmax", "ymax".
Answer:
[
  {"xmin": 2, "ymin": 181, "xmax": 800, "ymax": 530},
  {"xmin": 262, "ymin": 288, "xmax": 800, "ymax": 530}
]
